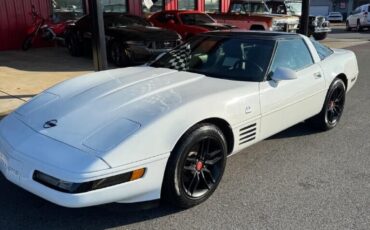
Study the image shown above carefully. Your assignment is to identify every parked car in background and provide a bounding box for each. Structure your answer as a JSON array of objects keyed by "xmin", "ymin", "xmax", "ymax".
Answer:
[
  {"xmin": 265, "ymin": 0, "xmax": 331, "ymax": 40},
  {"xmin": 210, "ymin": 0, "xmax": 300, "ymax": 32},
  {"xmin": 149, "ymin": 10, "xmax": 234, "ymax": 39},
  {"xmin": 0, "ymin": 31, "xmax": 358, "ymax": 209},
  {"xmin": 65, "ymin": 13, "xmax": 181, "ymax": 66},
  {"xmin": 346, "ymin": 4, "xmax": 370, "ymax": 31},
  {"xmin": 327, "ymin": 12, "xmax": 343, "ymax": 22}
]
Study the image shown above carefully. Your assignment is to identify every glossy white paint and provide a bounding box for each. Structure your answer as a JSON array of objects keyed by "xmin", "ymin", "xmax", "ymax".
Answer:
[{"xmin": 0, "ymin": 35, "xmax": 359, "ymax": 208}]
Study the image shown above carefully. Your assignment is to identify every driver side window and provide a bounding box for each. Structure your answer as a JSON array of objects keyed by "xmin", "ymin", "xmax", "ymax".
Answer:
[{"xmin": 269, "ymin": 38, "xmax": 313, "ymax": 77}]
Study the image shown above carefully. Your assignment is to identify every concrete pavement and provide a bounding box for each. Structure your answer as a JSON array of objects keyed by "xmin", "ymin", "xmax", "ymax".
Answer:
[{"xmin": 0, "ymin": 47, "xmax": 93, "ymax": 116}]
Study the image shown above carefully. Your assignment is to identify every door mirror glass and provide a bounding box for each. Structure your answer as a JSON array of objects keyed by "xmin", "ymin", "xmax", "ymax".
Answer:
[{"xmin": 271, "ymin": 67, "xmax": 298, "ymax": 82}]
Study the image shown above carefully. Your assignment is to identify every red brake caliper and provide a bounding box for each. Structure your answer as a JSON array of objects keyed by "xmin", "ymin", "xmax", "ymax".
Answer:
[{"xmin": 196, "ymin": 161, "xmax": 203, "ymax": 171}]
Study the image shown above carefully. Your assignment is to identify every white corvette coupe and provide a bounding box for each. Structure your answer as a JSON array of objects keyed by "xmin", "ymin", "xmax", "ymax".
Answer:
[{"xmin": 0, "ymin": 31, "xmax": 358, "ymax": 208}]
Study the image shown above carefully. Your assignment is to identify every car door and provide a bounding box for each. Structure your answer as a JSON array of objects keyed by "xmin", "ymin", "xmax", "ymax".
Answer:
[
  {"xmin": 354, "ymin": 7, "xmax": 360, "ymax": 26},
  {"xmin": 259, "ymin": 38, "xmax": 326, "ymax": 139},
  {"xmin": 348, "ymin": 8, "xmax": 356, "ymax": 26}
]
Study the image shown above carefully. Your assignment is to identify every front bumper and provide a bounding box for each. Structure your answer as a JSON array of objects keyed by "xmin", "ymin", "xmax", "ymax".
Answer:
[
  {"xmin": 272, "ymin": 23, "xmax": 299, "ymax": 32},
  {"xmin": 314, "ymin": 27, "xmax": 332, "ymax": 33},
  {"xmin": 0, "ymin": 115, "xmax": 169, "ymax": 208}
]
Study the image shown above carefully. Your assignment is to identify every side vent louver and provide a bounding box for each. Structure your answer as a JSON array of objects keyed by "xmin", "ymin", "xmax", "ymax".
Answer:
[{"xmin": 239, "ymin": 123, "xmax": 256, "ymax": 145}]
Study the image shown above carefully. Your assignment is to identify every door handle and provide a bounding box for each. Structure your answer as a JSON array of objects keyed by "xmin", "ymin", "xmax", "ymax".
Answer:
[
  {"xmin": 314, "ymin": 72, "xmax": 322, "ymax": 79},
  {"xmin": 245, "ymin": 105, "xmax": 252, "ymax": 114}
]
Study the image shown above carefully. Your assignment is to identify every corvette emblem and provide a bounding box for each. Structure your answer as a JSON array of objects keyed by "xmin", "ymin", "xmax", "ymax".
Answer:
[{"xmin": 43, "ymin": 119, "xmax": 58, "ymax": 129}]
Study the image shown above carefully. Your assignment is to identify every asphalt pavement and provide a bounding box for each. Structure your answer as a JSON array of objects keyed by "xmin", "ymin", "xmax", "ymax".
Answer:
[{"xmin": 1, "ymin": 29, "xmax": 370, "ymax": 230}]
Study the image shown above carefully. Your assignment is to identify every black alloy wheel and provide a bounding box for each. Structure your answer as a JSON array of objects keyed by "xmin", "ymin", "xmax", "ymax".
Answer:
[
  {"xmin": 309, "ymin": 78, "xmax": 346, "ymax": 131},
  {"xmin": 110, "ymin": 41, "xmax": 130, "ymax": 67},
  {"xmin": 325, "ymin": 81, "xmax": 345, "ymax": 127},
  {"xmin": 181, "ymin": 137, "xmax": 224, "ymax": 198},
  {"xmin": 162, "ymin": 124, "xmax": 227, "ymax": 208}
]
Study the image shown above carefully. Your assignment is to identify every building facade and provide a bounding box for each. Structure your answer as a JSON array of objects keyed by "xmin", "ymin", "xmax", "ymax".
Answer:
[
  {"xmin": 0, "ymin": 0, "xmax": 231, "ymax": 51},
  {"xmin": 0, "ymin": 0, "xmax": 367, "ymax": 51},
  {"xmin": 310, "ymin": 0, "xmax": 367, "ymax": 18}
]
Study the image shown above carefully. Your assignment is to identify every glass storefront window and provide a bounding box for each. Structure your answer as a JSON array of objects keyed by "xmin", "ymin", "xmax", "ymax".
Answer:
[
  {"xmin": 205, "ymin": 0, "xmax": 220, "ymax": 13},
  {"xmin": 52, "ymin": 0, "xmax": 84, "ymax": 21},
  {"xmin": 102, "ymin": 0, "xmax": 128, "ymax": 13},
  {"xmin": 178, "ymin": 0, "xmax": 197, "ymax": 10},
  {"xmin": 142, "ymin": 0, "xmax": 164, "ymax": 14}
]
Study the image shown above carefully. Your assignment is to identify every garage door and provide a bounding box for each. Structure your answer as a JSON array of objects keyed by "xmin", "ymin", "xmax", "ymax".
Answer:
[{"xmin": 310, "ymin": 6, "xmax": 329, "ymax": 16}]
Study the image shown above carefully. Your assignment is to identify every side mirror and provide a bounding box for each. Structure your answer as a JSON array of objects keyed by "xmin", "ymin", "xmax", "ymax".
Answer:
[{"xmin": 271, "ymin": 67, "xmax": 298, "ymax": 83}]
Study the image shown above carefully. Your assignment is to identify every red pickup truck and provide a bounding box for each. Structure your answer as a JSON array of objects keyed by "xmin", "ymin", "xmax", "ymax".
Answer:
[{"xmin": 210, "ymin": 0, "xmax": 299, "ymax": 32}]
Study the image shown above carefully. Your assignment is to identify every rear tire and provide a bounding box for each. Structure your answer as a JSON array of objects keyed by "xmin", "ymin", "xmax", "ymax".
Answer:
[
  {"xmin": 66, "ymin": 32, "xmax": 83, "ymax": 57},
  {"xmin": 161, "ymin": 123, "xmax": 227, "ymax": 208},
  {"xmin": 308, "ymin": 78, "xmax": 346, "ymax": 131},
  {"xmin": 22, "ymin": 35, "xmax": 33, "ymax": 51}
]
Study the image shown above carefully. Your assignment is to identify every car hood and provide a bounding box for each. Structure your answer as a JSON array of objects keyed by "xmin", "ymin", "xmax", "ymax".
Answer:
[
  {"xmin": 13, "ymin": 67, "xmax": 245, "ymax": 156},
  {"xmin": 107, "ymin": 25, "xmax": 180, "ymax": 41}
]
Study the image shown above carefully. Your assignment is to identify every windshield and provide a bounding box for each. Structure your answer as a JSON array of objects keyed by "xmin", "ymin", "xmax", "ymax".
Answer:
[
  {"xmin": 329, "ymin": 12, "xmax": 341, "ymax": 16},
  {"xmin": 230, "ymin": 2, "xmax": 269, "ymax": 14},
  {"xmin": 105, "ymin": 14, "xmax": 151, "ymax": 27},
  {"xmin": 180, "ymin": 13, "xmax": 215, "ymax": 25},
  {"xmin": 151, "ymin": 36, "xmax": 275, "ymax": 82},
  {"xmin": 285, "ymin": 3, "xmax": 302, "ymax": 15}
]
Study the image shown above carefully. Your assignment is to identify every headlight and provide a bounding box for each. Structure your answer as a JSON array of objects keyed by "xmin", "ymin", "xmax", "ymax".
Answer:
[
  {"xmin": 33, "ymin": 168, "xmax": 146, "ymax": 194},
  {"xmin": 271, "ymin": 20, "xmax": 286, "ymax": 31}
]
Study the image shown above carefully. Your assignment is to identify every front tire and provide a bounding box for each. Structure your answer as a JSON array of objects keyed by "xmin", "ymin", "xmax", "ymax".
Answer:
[
  {"xmin": 357, "ymin": 20, "xmax": 363, "ymax": 32},
  {"xmin": 346, "ymin": 21, "xmax": 351, "ymax": 31},
  {"xmin": 312, "ymin": 32, "xmax": 328, "ymax": 41},
  {"xmin": 109, "ymin": 41, "xmax": 130, "ymax": 67},
  {"xmin": 22, "ymin": 35, "xmax": 33, "ymax": 51},
  {"xmin": 309, "ymin": 78, "xmax": 346, "ymax": 131},
  {"xmin": 162, "ymin": 123, "xmax": 227, "ymax": 208}
]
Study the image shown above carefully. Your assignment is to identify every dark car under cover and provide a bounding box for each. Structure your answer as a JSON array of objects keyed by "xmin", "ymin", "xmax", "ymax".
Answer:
[{"xmin": 65, "ymin": 13, "xmax": 181, "ymax": 66}]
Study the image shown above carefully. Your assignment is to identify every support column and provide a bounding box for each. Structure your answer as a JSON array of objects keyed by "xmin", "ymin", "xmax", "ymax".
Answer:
[
  {"xmin": 89, "ymin": 0, "xmax": 108, "ymax": 71},
  {"xmin": 300, "ymin": 0, "xmax": 310, "ymax": 36}
]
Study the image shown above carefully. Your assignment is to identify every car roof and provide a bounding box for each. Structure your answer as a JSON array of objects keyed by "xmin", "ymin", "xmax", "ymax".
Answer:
[{"xmin": 203, "ymin": 30, "xmax": 301, "ymax": 40}]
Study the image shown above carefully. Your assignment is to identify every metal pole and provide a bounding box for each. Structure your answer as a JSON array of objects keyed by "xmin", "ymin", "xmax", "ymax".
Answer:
[
  {"xmin": 89, "ymin": 0, "xmax": 108, "ymax": 71},
  {"xmin": 300, "ymin": 0, "xmax": 310, "ymax": 36}
]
